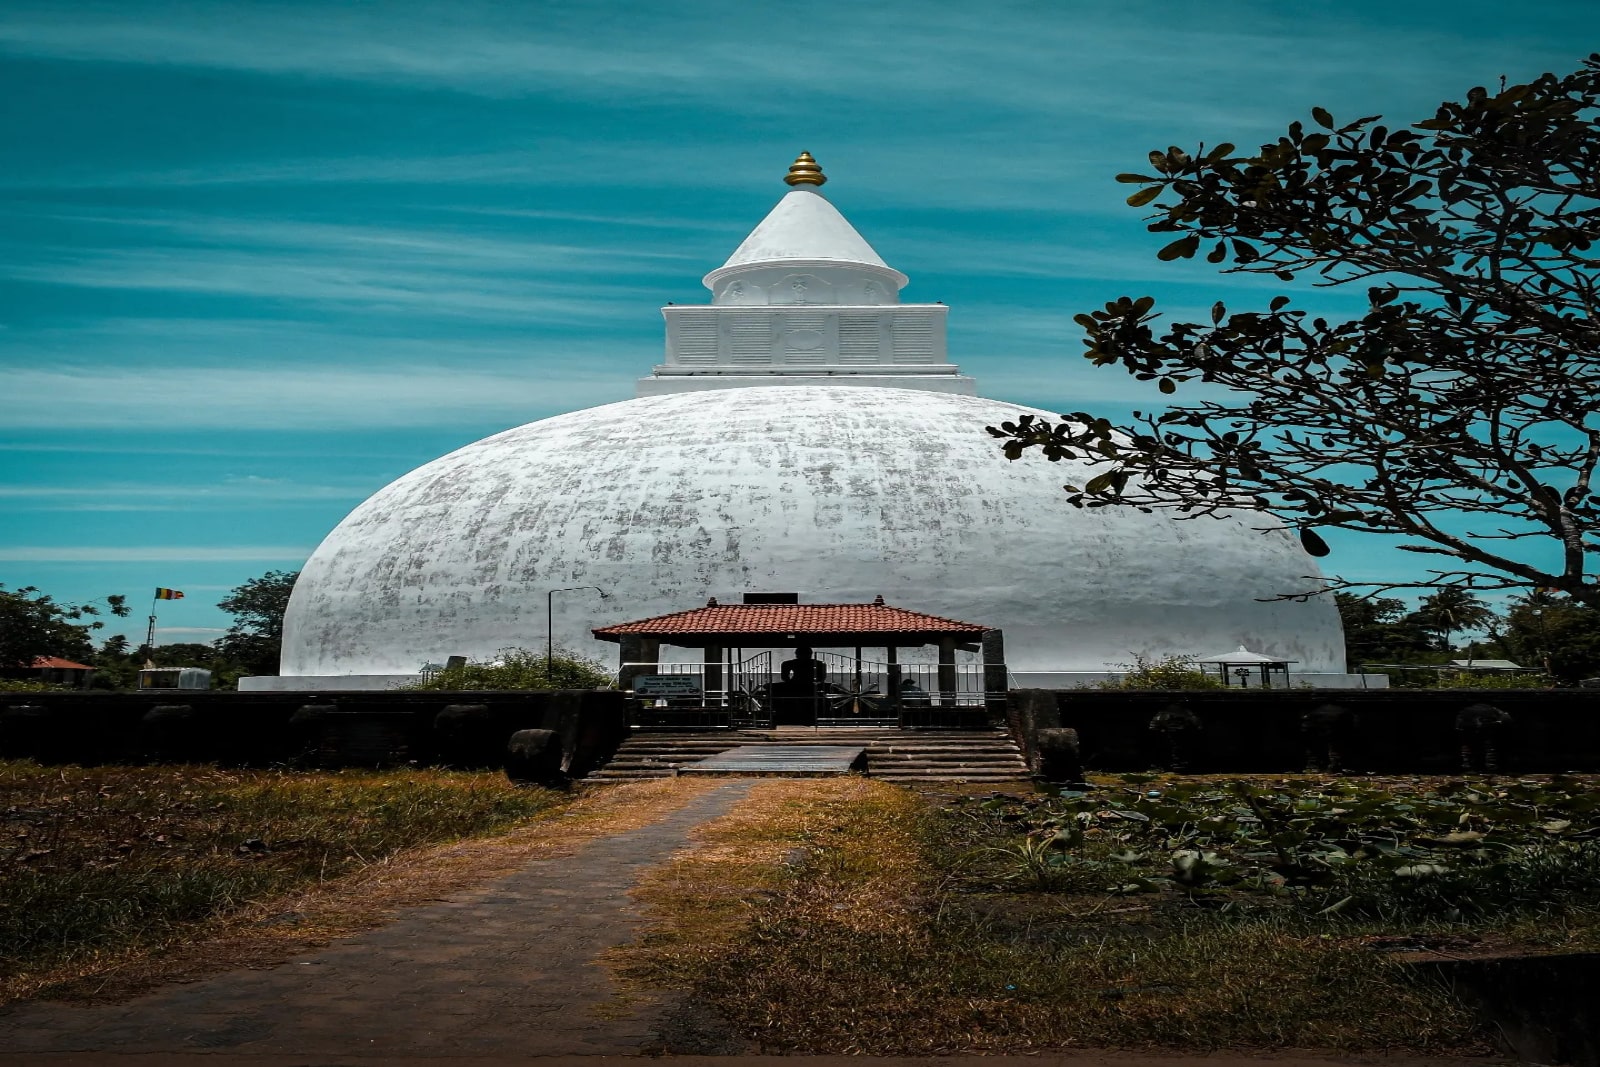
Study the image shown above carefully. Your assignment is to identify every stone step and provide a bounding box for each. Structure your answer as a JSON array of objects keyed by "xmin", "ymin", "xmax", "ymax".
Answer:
[
  {"xmin": 626, "ymin": 729, "xmax": 1010, "ymax": 738},
  {"xmin": 620, "ymin": 742, "xmax": 1017, "ymax": 755},
  {"xmin": 867, "ymin": 746, "xmax": 1023, "ymax": 755},
  {"xmin": 615, "ymin": 743, "xmax": 1021, "ymax": 757},
  {"xmin": 871, "ymin": 749, "xmax": 1024, "ymax": 757},
  {"xmin": 601, "ymin": 760, "xmax": 1024, "ymax": 772},
  {"xmin": 586, "ymin": 769, "xmax": 1029, "ymax": 783},
  {"xmin": 874, "ymin": 775, "xmax": 1028, "ymax": 784},
  {"xmin": 879, "ymin": 763, "xmax": 1028, "ymax": 771},
  {"xmin": 588, "ymin": 725, "xmax": 1028, "ymax": 783},
  {"xmin": 870, "ymin": 748, "xmax": 1017, "ymax": 755}
]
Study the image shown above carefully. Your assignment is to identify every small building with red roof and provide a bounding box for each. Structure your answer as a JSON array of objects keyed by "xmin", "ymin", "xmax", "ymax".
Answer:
[
  {"xmin": 0, "ymin": 656, "xmax": 97, "ymax": 688},
  {"xmin": 594, "ymin": 595, "xmax": 1005, "ymax": 727}
]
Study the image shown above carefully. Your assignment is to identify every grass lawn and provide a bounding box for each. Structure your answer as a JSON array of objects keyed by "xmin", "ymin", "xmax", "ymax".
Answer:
[
  {"xmin": 0, "ymin": 760, "xmax": 572, "ymax": 1000},
  {"xmin": 614, "ymin": 774, "xmax": 1600, "ymax": 1055}
]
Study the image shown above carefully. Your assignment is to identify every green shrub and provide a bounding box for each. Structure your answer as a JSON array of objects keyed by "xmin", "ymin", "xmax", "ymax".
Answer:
[
  {"xmin": 1097, "ymin": 653, "xmax": 1226, "ymax": 690},
  {"xmin": 1435, "ymin": 670, "xmax": 1554, "ymax": 689},
  {"xmin": 0, "ymin": 678, "xmax": 64, "ymax": 693},
  {"xmin": 399, "ymin": 646, "xmax": 613, "ymax": 691}
]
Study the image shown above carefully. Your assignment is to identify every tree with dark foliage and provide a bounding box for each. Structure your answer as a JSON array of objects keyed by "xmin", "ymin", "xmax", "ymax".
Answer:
[
  {"xmin": 0, "ymin": 585, "xmax": 128, "ymax": 668},
  {"xmin": 992, "ymin": 56, "xmax": 1600, "ymax": 609},
  {"xmin": 215, "ymin": 570, "xmax": 298, "ymax": 677},
  {"xmin": 1334, "ymin": 592, "xmax": 1434, "ymax": 665},
  {"xmin": 1410, "ymin": 587, "xmax": 1499, "ymax": 652},
  {"xmin": 1498, "ymin": 591, "xmax": 1600, "ymax": 683}
]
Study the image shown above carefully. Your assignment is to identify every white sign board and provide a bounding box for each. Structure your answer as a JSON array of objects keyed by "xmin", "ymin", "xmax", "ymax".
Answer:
[{"xmin": 633, "ymin": 675, "xmax": 702, "ymax": 697}]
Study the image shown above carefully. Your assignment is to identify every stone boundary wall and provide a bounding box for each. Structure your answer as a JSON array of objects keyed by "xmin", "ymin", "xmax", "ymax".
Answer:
[
  {"xmin": 0, "ymin": 690, "xmax": 628, "ymax": 780},
  {"xmin": 1007, "ymin": 688, "xmax": 1600, "ymax": 776}
]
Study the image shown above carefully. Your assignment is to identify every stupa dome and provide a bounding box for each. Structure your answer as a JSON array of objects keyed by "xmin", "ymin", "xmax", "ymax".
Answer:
[
  {"xmin": 281, "ymin": 386, "xmax": 1343, "ymax": 677},
  {"xmin": 276, "ymin": 153, "xmax": 1345, "ymax": 683}
]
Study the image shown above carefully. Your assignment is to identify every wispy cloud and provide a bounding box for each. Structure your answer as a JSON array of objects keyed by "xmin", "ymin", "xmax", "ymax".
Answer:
[
  {"xmin": 448, "ymin": 206, "xmax": 747, "ymax": 234},
  {"xmin": 3, "ymin": 1, "xmax": 1562, "ymax": 212},
  {"xmin": 1, "ymin": 217, "xmax": 676, "ymax": 324},
  {"xmin": 16, "ymin": 209, "xmax": 704, "ymax": 265},
  {"xmin": 0, "ymin": 362, "xmax": 633, "ymax": 429},
  {"xmin": 0, "ymin": 0, "xmax": 1536, "ymax": 121},
  {"xmin": 0, "ymin": 477, "xmax": 367, "ymax": 510},
  {"xmin": 0, "ymin": 546, "xmax": 312, "ymax": 562}
]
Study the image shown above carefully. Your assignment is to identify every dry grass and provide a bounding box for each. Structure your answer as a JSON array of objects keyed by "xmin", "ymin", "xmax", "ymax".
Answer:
[
  {"xmin": 0, "ymin": 761, "xmax": 719, "ymax": 1004},
  {"xmin": 610, "ymin": 777, "xmax": 1492, "ymax": 1056},
  {"xmin": 613, "ymin": 778, "xmax": 922, "ymax": 988}
]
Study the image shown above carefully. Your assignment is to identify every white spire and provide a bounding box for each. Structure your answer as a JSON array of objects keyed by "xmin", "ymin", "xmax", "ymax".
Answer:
[
  {"xmin": 640, "ymin": 153, "xmax": 972, "ymax": 397},
  {"xmin": 704, "ymin": 152, "xmax": 906, "ymax": 291},
  {"xmin": 711, "ymin": 186, "xmax": 896, "ymax": 275}
]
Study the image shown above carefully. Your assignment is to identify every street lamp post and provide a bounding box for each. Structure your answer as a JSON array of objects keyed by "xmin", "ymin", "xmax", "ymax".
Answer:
[{"xmin": 547, "ymin": 585, "xmax": 608, "ymax": 678}]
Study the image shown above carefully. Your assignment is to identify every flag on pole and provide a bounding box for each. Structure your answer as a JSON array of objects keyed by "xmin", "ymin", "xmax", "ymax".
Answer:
[{"xmin": 154, "ymin": 588, "xmax": 184, "ymax": 600}]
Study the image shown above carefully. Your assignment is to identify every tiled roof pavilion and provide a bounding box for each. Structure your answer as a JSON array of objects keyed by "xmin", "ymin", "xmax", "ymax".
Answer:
[{"xmin": 593, "ymin": 597, "xmax": 989, "ymax": 648}]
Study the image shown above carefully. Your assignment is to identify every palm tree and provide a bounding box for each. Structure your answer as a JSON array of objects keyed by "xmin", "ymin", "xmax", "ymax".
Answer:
[{"xmin": 1413, "ymin": 589, "xmax": 1498, "ymax": 655}]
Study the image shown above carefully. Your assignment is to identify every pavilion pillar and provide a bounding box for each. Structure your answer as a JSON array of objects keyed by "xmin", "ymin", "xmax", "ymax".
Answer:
[
  {"xmin": 886, "ymin": 645, "xmax": 902, "ymax": 718},
  {"xmin": 938, "ymin": 636, "xmax": 957, "ymax": 707},
  {"xmin": 704, "ymin": 645, "xmax": 724, "ymax": 705},
  {"xmin": 982, "ymin": 628, "xmax": 1008, "ymax": 722},
  {"xmin": 618, "ymin": 636, "xmax": 660, "ymax": 695}
]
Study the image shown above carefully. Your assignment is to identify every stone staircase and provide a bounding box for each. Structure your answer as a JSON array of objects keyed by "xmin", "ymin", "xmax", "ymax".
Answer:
[{"xmin": 585, "ymin": 726, "xmax": 1030, "ymax": 784}]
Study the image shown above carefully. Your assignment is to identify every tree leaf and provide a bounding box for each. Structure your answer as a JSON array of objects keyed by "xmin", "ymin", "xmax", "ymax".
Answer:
[
  {"xmin": 1158, "ymin": 378, "xmax": 1177, "ymax": 394},
  {"xmin": 1126, "ymin": 186, "xmax": 1162, "ymax": 207},
  {"xmin": 1157, "ymin": 235, "xmax": 1201, "ymax": 261},
  {"xmin": 1311, "ymin": 106, "xmax": 1335, "ymax": 129},
  {"xmin": 1299, "ymin": 529, "xmax": 1331, "ymax": 557}
]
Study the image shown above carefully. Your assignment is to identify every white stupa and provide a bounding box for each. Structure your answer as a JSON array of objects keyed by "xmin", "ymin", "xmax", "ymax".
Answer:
[{"xmin": 264, "ymin": 153, "xmax": 1348, "ymax": 690}]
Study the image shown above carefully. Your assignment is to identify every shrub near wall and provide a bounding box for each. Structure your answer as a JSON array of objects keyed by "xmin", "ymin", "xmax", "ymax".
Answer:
[{"xmin": 1009, "ymin": 688, "xmax": 1600, "ymax": 774}]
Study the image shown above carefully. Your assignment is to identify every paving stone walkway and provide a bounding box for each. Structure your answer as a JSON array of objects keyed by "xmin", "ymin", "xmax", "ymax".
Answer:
[{"xmin": 0, "ymin": 780, "xmax": 754, "ymax": 1059}]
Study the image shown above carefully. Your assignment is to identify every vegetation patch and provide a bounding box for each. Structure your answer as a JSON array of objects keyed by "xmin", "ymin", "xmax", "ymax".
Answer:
[
  {"xmin": 398, "ymin": 646, "xmax": 613, "ymax": 691},
  {"xmin": 1095, "ymin": 654, "xmax": 1225, "ymax": 690},
  {"xmin": 983, "ymin": 774, "xmax": 1600, "ymax": 925},
  {"xmin": 0, "ymin": 760, "xmax": 579, "ymax": 1001},
  {"xmin": 615, "ymin": 774, "xmax": 1600, "ymax": 1054}
]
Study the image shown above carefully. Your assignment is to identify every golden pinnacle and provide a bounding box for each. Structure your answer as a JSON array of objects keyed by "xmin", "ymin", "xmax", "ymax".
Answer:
[{"xmin": 784, "ymin": 151, "xmax": 827, "ymax": 187}]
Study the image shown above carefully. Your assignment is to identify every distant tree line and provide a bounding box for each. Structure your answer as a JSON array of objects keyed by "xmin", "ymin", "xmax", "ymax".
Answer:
[
  {"xmin": 8, "ymin": 574, "xmax": 1597, "ymax": 690},
  {"xmin": 0, "ymin": 572, "xmax": 297, "ymax": 691},
  {"xmin": 2, "ymin": 572, "xmax": 614, "ymax": 692},
  {"xmin": 1337, "ymin": 589, "xmax": 1600, "ymax": 684}
]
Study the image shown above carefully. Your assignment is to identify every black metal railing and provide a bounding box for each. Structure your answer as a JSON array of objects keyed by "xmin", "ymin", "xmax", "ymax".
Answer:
[{"xmin": 620, "ymin": 652, "xmax": 999, "ymax": 729}]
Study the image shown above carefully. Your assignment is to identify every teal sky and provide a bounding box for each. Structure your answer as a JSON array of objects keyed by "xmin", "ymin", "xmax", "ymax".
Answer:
[{"xmin": 1, "ymin": 1, "xmax": 1591, "ymax": 647}]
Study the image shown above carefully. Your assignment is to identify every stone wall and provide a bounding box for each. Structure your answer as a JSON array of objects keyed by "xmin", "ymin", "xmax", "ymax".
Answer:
[
  {"xmin": 1008, "ymin": 688, "xmax": 1600, "ymax": 775},
  {"xmin": 0, "ymin": 690, "xmax": 628, "ymax": 780}
]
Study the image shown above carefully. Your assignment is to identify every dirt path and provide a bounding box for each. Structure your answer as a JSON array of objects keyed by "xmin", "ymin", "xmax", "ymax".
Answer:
[{"xmin": 0, "ymin": 780, "xmax": 755, "ymax": 1059}]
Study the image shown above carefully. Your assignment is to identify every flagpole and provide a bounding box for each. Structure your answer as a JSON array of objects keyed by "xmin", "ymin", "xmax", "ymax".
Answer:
[{"xmin": 145, "ymin": 591, "xmax": 159, "ymax": 667}]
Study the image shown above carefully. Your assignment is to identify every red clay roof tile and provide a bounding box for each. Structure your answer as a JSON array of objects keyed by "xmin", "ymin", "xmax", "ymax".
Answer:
[
  {"xmin": 594, "ymin": 601, "xmax": 988, "ymax": 640},
  {"xmin": 31, "ymin": 656, "xmax": 93, "ymax": 670}
]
